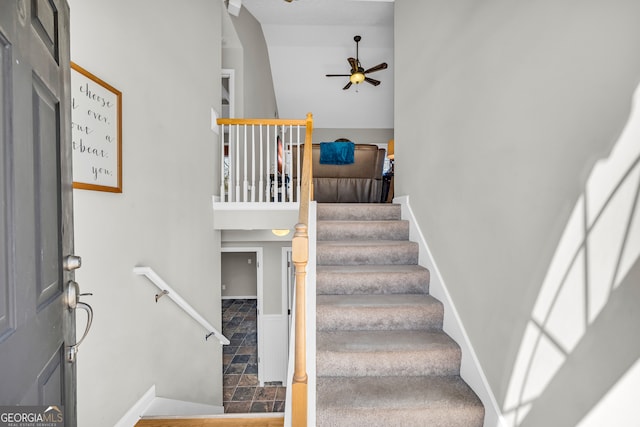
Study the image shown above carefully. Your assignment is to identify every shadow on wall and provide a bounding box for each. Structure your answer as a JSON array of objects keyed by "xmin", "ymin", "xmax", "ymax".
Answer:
[{"xmin": 502, "ymin": 82, "xmax": 640, "ymax": 426}]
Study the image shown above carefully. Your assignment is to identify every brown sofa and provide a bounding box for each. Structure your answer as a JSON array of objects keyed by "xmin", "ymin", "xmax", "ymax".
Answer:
[{"xmin": 292, "ymin": 143, "xmax": 385, "ymax": 203}]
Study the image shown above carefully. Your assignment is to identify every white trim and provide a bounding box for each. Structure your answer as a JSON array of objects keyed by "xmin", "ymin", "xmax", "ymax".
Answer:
[
  {"xmin": 221, "ymin": 295, "xmax": 257, "ymax": 300},
  {"xmin": 282, "ymin": 247, "xmax": 293, "ymax": 317},
  {"xmin": 260, "ymin": 314, "xmax": 289, "ymax": 384},
  {"xmin": 306, "ymin": 202, "xmax": 318, "ymax": 426},
  {"xmin": 212, "ymin": 199, "xmax": 299, "ymax": 210},
  {"xmin": 221, "ymin": 69, "xmax": 235, "ymax": 119},
  {"xmin": 114, "ymin": 385, "xmax": 156, "ymax": 427},
  {"xmin": 395, "ymin": 195, "xmax": 506, "ymax": 427},
  {"xmin": 143, "ymin": 397, "xmax": 224, "ymax": 417}
]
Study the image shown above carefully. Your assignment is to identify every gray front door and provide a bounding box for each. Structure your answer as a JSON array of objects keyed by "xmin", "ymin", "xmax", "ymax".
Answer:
[{"xmin": 0, "ymin": 0, "xmax": 78, "ymax": 425}]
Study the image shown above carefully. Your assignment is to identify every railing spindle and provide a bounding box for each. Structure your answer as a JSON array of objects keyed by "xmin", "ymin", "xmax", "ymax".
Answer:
[
  {"xmin": 251, "ymin": 125, "xmax": 256, "ymax": 202},
  {"xmin": 220, "ymin": 124, "xmax": 226, "ymax": 201},
  {"xmin": 274, "ymin": 125, "xmax": 279, "ymax": 203},
  {"xmin": 259, "ymin": 124, "xmax": 264, "ymax": 202},
  {"xmin": 235, "ymin": 124, "xmax": 240, "ymax": 201}
]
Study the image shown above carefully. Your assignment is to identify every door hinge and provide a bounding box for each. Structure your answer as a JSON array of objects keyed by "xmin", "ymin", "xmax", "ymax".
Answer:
[{"xmin": 288, "ymin": 309, "xmax": 291, "ymax": 315}]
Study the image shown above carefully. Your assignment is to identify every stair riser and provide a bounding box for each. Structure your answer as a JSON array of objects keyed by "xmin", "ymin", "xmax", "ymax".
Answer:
[
  {"xmin": 317, "ymin": 203, "xmax": 401, "ymax": 221},
  {"xmin": 317, "ymin": 349, "xmax": 461, "ymax": 377},
  {"xmin": 317, "ymin": 243, "xmax": 419, "ymax": 266},
  {"xmin": 317, "ymin": 221, "xmax": 410, "ymax": 241},
  {"xmin": 317, "ymin": 306, "xmax": 443, "ymax": 331},
  {"xmin": 316, "ymin": 270, "xmax": 430, "ymax": 295}
]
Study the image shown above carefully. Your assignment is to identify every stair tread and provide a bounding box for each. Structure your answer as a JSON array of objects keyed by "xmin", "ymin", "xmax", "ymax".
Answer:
[
  {"xmin": 318, "ymin": 239, "xmax": 416, "ymax": 246},
  {"xmin": 317, "ymin": 329, "xmax": 458, "ymax": 353},
  {"xmin": 317, "ymin": 220, "xmax": 410, "ymax": 240},
  {"xmin": 317, "ymin": 293, "xmax": 438, "ymax": 308},
  {"xmin": 317, "ymin": 203, "xmax": 402, "ymax": 221},
  {"xmin": 317, "ymin": 240, "xmax": 419, "ymax": 266},
  {"xmin": 316, "ymin": 264, "xmax": 428, "ymax": 274},
  {"xmin": 318, "ymin": 220, "xmax": 407, "ymax": 225},
  {"xmin": 317, "ymin": 264, "xmax": 430, "ymax": 295},
  {"xmin": 317, "ymin": 375, "xmax": 483, "ymax": 409}
]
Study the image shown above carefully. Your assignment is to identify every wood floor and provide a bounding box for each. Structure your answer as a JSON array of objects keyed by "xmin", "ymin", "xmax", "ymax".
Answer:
[{"xmin": 134, "ymin": 415, "xmax": 284, "ymax": 427}]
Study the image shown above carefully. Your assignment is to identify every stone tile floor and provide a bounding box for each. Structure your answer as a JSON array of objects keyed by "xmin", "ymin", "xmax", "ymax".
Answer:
[{"xmin": 222, "ymin": 298, "xmax": 286, "ymax": 413}]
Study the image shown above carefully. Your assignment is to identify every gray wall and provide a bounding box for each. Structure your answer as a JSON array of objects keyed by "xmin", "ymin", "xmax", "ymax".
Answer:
[
  {"xmin": 222, "ymin": 241, "xmax": 290, "ymax": 315},
  {"xmin": 69, "ymin": 1, "xmax": 223, "ymax": 425},
  {"xmin": 226, "ymin": 7, "xmax": 278, "ymax": 118},
  {"xmin": 222, "ymin": 252, "xmax": 257, "ymax": 297},
  {"xmin": 395, "ymin": 0, "xmax": 640, "ymax": 425}
]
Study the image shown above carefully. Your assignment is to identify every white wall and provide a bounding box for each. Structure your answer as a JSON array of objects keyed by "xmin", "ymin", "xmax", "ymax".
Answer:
[
  {"xmin": 69, "ymin": 1, "xmax": 223, "ymax": 425},
  {"xmin": 395, "ymin": 1, "xmax": 640, "ymax": 426}
]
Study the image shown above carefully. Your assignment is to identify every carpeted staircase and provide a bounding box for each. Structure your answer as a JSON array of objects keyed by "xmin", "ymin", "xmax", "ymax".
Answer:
[{"xmin": 315, "ymin": 203, "xmax": 485, "ymax": 427}]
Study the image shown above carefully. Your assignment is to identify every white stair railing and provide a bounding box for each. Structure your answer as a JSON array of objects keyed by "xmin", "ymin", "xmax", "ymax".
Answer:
[
  {"xmin": 218, "ymin": 117, "xmax": 310, "ymax": 204},
  {"xmin": 133, "ymin": 266, "xmax": 230, "ymax": 345}
]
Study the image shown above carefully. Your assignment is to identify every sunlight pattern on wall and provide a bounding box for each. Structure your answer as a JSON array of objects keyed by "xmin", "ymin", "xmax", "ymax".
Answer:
[
  {"xmin": 502, "ymin": 83, "xmax": 640, "ymax": 426},
  {"xmin": 576, "ymin": 358, "xmax": 640, "ymax": 426}
]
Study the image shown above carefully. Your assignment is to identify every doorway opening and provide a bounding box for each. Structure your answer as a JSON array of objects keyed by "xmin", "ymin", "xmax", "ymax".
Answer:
[{"xmin": 220, "ymin": 247, "xmax": 286, "ymax": 413}]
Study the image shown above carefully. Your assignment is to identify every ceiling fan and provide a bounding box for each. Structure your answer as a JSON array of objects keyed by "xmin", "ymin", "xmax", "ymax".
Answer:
[{"xmin": 326, "ymin": 35, "xmax": 388, "ymax": 90}]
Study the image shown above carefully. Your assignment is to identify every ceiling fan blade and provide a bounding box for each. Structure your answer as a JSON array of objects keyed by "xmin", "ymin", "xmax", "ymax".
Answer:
[
  {"xmin": 326, "ymin": 74, "xmax": 351, "ymax": 77},
  {"xmin": 348, "ymin": 57, "xmax": 358, "ymax": 73},
  {"xmin": 343, "ymin": 81, "xmax": 352, "ymax": 90},
  {"xmin": 365, "ymin": 77, "xmax": 381, "ymax": 86},
  {"xmin": 364, "ymin": 62, "xmax": 388, "ymax": 74}
]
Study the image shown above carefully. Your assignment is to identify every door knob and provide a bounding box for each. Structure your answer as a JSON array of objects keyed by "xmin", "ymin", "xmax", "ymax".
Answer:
[{"xmin": 63, "ymin": 255, "xmax": 82, "ymax": 271}]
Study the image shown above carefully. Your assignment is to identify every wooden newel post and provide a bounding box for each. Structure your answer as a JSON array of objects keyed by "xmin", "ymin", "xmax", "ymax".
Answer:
[{"xmin": 291, "ymin": 222, "xmax": 308, "ymax": 427}]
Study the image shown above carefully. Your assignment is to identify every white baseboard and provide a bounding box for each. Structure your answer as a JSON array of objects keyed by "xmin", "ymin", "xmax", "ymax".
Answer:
[
  {"xmin": 221, "ymin": 295, "xmax": 257, "ymax": 300},
  {"xmin": 395, "ymin": 195, "xmax": 506, "ymax": 427},
  {"xmin": 114, "ymin": 384, "xmax": 225, "ymax": 426},
  {"xmin": 114, "ymin": 385, "xmax": 156, "ymax": 427},
  {"xmin": 143, "ymin": 397, "xmax": 224, "ymax": 417}
]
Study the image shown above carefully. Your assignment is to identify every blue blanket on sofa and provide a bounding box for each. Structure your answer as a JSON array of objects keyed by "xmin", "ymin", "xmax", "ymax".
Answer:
[{"xmin": 319, "ymin": 141, "xmax": 355, "ymax": 165}]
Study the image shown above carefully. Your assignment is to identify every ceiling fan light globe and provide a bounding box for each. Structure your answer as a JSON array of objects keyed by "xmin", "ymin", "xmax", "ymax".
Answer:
[{"xmin": 350, "ymin": 72, "xmax": 365, "ymax": 84}]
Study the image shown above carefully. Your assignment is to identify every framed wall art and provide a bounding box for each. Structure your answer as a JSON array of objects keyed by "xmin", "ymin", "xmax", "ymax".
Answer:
[{"xmin": 70, "ymin": 62, "xmax": 122, "ymax": 192}]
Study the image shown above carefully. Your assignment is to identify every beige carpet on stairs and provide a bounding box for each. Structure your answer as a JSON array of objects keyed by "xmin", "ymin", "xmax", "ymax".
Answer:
[{"xmin": 315, "ymin": 203, "xmax": 484, "ymax": 427}]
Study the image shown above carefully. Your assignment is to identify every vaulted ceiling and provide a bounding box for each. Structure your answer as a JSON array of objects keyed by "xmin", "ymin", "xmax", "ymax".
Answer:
[{"xmin": 241, "ymin": 0, "xmax": 394, "ymax": 130}]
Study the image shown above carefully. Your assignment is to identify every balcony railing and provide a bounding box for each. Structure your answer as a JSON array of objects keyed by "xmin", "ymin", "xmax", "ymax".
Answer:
[{"xmin": 217, "ymin": 116, "xmax": 312, "ymax": 204}]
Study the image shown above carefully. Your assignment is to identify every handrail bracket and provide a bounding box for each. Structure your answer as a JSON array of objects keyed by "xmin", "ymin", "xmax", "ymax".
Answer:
[{"xmin": 155, "ymin": 289, "xmax": 169, "ymax": 303}]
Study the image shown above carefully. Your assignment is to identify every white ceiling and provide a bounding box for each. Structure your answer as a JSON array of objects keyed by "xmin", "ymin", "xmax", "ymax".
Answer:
[{"xmin": 240, "ymin": 0, "xmax": 394, "ymax": 129}]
